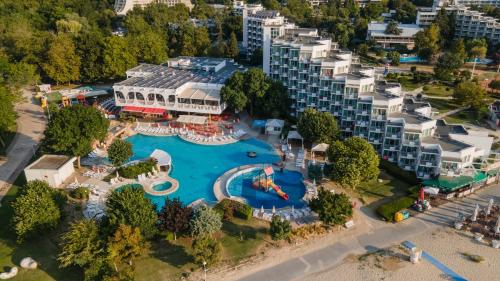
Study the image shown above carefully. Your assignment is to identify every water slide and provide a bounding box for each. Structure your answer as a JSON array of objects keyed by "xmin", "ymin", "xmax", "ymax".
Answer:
[{"xmin": 270, "ymin": 183, "xmax": 289, "ymax": 200}]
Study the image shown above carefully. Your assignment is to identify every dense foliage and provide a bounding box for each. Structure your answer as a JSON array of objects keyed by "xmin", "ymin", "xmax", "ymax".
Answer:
[
  {"xmin": 269, "ymin": 216, "xmax": 292, "ymax": 241},
  {"xmin": 117, "ymin": 159, "xmax": 156, "ymax": 179},
  {"xmin": 190, "ymin": 205, "xmax": 222, "ymax": 237},
  {"xmin": 106, "ymin": 187, "xmax": 158, "ymax": 238},
  {"xmin": 214, "ymin": 199, "xmax": 253, "ymax": 221},
  {"xmin": 108, "ymin": 139, "xmax": 133, "ymax": 167},
  {"xmin": 327, "ymin": 137, "xmax": 379, "ymax": 188},
  {"xmin": 191, "ymin": 235, "xmax": 222, "ymax": 267},
  {"xmin": 297, "ymin": 108, "xmax": 339, "ymax": 144},
  {"xmin": 12, "ymin": 180, "xmax": 65, "ymax": 243},
  {"xmin": 453, "ymin": 81, "xmax": 489, "ymax": 111},
  {"xmin": 376, "ymin": 196, "xmax": 414, "ymax": 222},
  {"xmin": 43, "ymin": 105, "xmax": 109, "ymax": 167},
  {"xmin": 70, "ymin": 186, "xmax": 90, "ymax": 200},
  {"xmin": 107, "ymin": 224, "xmax": 147, "ymax": 277},
  {"xmin": 158, "ymin": 197, "xmax": 193, "ymax": 240},
  {"xmin": 309, "ymin": 189, "xmax": 353, "ymax": 225}
]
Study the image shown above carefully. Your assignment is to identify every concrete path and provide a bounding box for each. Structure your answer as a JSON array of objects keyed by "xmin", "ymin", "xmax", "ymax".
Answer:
[
  {"xmin": 237, "ymin": 185, "xmax": 500, "ymax": 281},
  {"xmin": 433, "ymin": 106, "xmax": 469, "ymax": 119},
  {"xmin": 0, "ymin": 89, "xmax": 46, "ymax": 204}
]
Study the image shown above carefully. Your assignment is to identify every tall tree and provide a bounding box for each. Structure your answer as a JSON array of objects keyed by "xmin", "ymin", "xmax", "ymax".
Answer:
[
  {"xmin": 414, "ymin": 24, "xmax": 440, "ymax": 62},
  {"xmin": 434, "ymin": 52, "xmax": 463, "ymax": 81},
  {"xmin": 435, "ymin": 7, "xmax": 454, "ymax": 47},
  {"xmin": 191, "ymin": 235, "xmax": 222, "ymax": 267},
  {"xmin": 189, "ymin": 205, "xmax": 222, "ymax": 237},
  {"xmin": 107, "ymin": 139, "xmax": 133, "ymax": 167},
  {"xmin": 0, "ymin": 86, "xmax": 16, "ymax": 148},
  {"xmin": 158, "ymin": 197, "xmax": 193, "ymax": 240},
  {"xmin": 76, "ymin": 29, "xmax": 105, "ymax": 83},
  {"xmin": 106, "ymin": 187, "xmax": 158, "ymax": 239},
  {"xmin": 226, "ymin": 32, "xmax": 239, "ymax": 59},
  {"xmin": 43, "ymin": 105, "xmax": 109, "ymax": 167},
  {"xmin": 297, "ymin": 108, "xmax": 339, "ymax": 144},
  {"xmin": 108, "ymin": 224, "xmax": 146, "ymax": 274},
  {"xmin": 269, "ymin": 216, "xmax": 291, "ymax": 241},
  {"xmin": 453, "ymin": 81, "xmax": 489, "ymax": 111},
  {"xmin": 102, "ymin": 36, "xmax": 137, "ymax": 79},
  {"xmin": 43, "ymin": 34, "xmax": 81, "ymax": 84},
  {"xmin": 245, "ymin": 68, "xmax": 269, "ymax": 116},
  {"xmin": 309, "ymin": 189, "xmax": 353, "ymax": 225},
  {"xmin": 327, "ymin": 137, "xmax": 380, "ymax": 188},
  {"xmin": 391, "ymin": 0, "xmax": 417, "ymax": 23},
  {"xmin": 128, "ymin": 30, "xmax": 168, "ymax": 64},
  {"xmin": 385, "ymin": 21, "xmax": 402, "ymax": 35}
]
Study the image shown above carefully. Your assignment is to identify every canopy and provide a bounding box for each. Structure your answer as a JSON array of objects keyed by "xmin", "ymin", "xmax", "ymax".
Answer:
[
  {"xmin": 176, "ymin": 115, "xmax": 207, "ymax": 125},
  {"xmin": 150, "ymin": 149, "xmax": 171, "ymax": 167},
  {"xmin": 265, "ymin": 119, "xmax": 284, "ymax": 128},
  {"xmin": 263, "ymin": 166, "xmax": 274, "ymax": 176},
  {"xmin": 311, "ymin": 143, "xmax": 329, "ymax": 152},
  {"xmin": 287, "ymin": 130, "xmax": 303, "ymax": 140},
  {"xmin": 423, "ymin": 187, "xmax": 440, "ymax": 195},
  {"xmin": 123, "ymin": 106, "xmax": 165, "ymax": 115},
  {"xmin": 422, "ymin": 171, "xmax": 487, "ymax": 193}
]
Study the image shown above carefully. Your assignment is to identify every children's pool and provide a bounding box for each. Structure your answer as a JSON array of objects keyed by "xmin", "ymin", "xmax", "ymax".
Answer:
[
  {"xmin": 126, "ymin": 134, "xmax": 284, "ymax": 208},
  {"xmin": 226, "ymin": 168, "xmax": 306, "ymax": 209}
]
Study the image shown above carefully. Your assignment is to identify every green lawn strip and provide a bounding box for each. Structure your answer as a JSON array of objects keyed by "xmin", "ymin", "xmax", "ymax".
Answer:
[
  {"xmin": 444, "ymin": 110, "xmax": 488, "ymax": 126},
  {"xmin": 219, "ymin": 218, "xmax": 269, "ymax": 263},
  {"xmin": 398, "ymin": 77, "xmax": 423, "ymax": 91},
  {"xmin": 357, "ymin": 171, "xmax": 412, "ymax": 205},
  {"xmin": 423, "ymin": 84, "xmax": 453, "ymax": 97},
  {"xmin": 426, "ymin": 98, "xmax": 460, "ymax": 113}
]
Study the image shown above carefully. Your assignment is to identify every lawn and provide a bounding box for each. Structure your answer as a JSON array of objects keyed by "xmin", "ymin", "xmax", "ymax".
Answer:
[
  {"xmin": 357, "ymin": 171, "xmax": 413, "ymax": 205},
  {"xmin": 423, "ymin": 84, "xmax": 453, "ymax": 97},
  {"xmin": 398, "ymin": 76, "xmax": 424, "ymax": 91},
  {"xmin": 426, "ymin": 98, "xmax": 460, "ymax": 114},
  {"xmin": 1, "ymin": 176, "xmax": 270, "ymax": 281},
  {"xmin": 444, "ymin": 110, "xmax": 489, "ymax": 127}
]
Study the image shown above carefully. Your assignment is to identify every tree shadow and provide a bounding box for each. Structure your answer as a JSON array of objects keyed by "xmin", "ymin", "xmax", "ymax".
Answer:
[
  {"xmin": 221, "ymin": 219, "xmax": 267, "ymax": 241},
  {"xmin": 149, "ymin": 239, "xmax": 193, "ymax": 268}
]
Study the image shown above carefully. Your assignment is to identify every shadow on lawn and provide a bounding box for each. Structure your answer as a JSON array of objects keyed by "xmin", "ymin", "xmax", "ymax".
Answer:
[{"xmin": 149, "ymin": 239, "xmax": 193, "ymax": 268}]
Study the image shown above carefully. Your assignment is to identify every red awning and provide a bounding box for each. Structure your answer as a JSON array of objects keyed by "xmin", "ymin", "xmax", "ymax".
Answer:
[{"xmin": 122, "ymin": 106, "xmax": 165, "ymax": 115}]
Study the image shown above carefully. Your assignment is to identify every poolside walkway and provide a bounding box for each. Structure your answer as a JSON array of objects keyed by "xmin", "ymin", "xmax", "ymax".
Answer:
[{"xmin": 213, "ymin": 164, "xmax": 260, "ymax": 202}]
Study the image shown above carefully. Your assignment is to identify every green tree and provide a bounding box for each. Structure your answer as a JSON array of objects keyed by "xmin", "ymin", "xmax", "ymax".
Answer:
[
  {"xmin": 107, "ymin": 139, "xmax": 133, "ymax": 167},
  {"xmin": 58, "ymin": 219, "xmax": 109, "ymax": 280},
  {"xmin": 221, "ymin": 72, "xmax": 247, "ymax": 112},
  {"xmin": 435, "ymin": 7, "xmax": 454, "ymax": 47},
  {"xmin": 102, "ymin": 36, "xmax": 137, "ymax": 79},
  {"xmin": 226, "ymin": 32, "xmax": 239, "ymax": 59},
  {"xmin": 263, "ymin": 0, "xmax": 281, "ymax": 10},
  {"xmin": 250, "ymin": 48, "xmax": 263, "ymax": 66},
  {"xmin": 453, "ymin": 81, "xmax": 488, "ymax": 111},
  {"xmin": 434, "ymin": 52, "xmax": 463, "ymax": 81},
  {"xmin": 191, "ymin": 235, "xmax": 222, "ymax": 267},
  {"xmin": 43, "ymin": 34, "xmax": 80, "ymax": 84},
  {"xmin": 363, "ymin": 3, "xmax": 386, "ymax": 20},
  {"xmin": 269, "ymin": 216, "xmax": 291, "ymax": 241},
  {"xmin": 128, "ymin": 30, "xmax": 168, "ymax": 64},
  {"xmin": 43, "ymin": 105, "xmax": 109, "ymax": 167},
  {"xmin": 158, "ymin": 197, "xmax": 193, "ymax": 240},
  {"xmin": 108, "ymin": 224, "xmax": 146, "ymax": 274},
  {"xmin": 257, "ymin": 79, "xmax": 290, "ymax": 118},
  {"xmin": 281, "ymin": 0, "xmax": 313, "ymax": 24},
  {"xmin": 309, "ymin": 189, "xmax": 353, "ymax": 225},
  {"xmin": 385, "ymin": 21, "xmax": 402, "ymax": 35},
  {"xmin": 245, "ymin": 68, "xmax": 269, "ymax": 116},
  {"xmin": 106, "ymin": 187, "xmax": 158, "ymax": 239},
  {"xmin": 414, "ymin": 24, "xmax": 440, "ymax": 62},
  {"xmin": 12, "ymin": 181, "xmax": 62, "ymax": 243},
  {"xmin": 327, "ymin": 137, "xmax": 379, "ymax": 188},
  {"xmin": 0, "ymin": 86, "xmax": 16, "ymax": 148},
  {"xmin": 387, "ymin": 51, "xmax": 400, "ymax": 66},
  {"xmin": 357, "ymin": 43, "xmax": 369, "ymax": 56},
  {"xmin": 451, "ymin": 39, "xmax": 467, "ymax": 63},
  {"xmin": 189, "ymin": 205, "xmax": 222, "ymax": 237},
  {"xmin": 76, "ymin": 29, "xmax": 105, "ymax": 83},
  {"xmin": 391, "ymin": 0, "xmax": 417, "ymax": 23},
  {"xmin": 297, "ymin": 108, "xmax": 339, "ymax": 144}
]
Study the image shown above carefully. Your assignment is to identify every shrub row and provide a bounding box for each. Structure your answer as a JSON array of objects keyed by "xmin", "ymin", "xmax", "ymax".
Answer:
[
  {"xmin": 214, "ymin": 199, "xmax": 253, "ymax": 221},
  {"xmin": 379, "ymin": 160, "xmax": 419, "ymax": 185},
  {"xmin": 118, "ymin": 159, "xmax": 156, "ymax": 179},
  {"xmin": 70, "ymin": 186, "xmax": 89, "ymax": 200},
  {"xmin": 376, "ymin": 196, "xmax": 415, "ymax": 222}
]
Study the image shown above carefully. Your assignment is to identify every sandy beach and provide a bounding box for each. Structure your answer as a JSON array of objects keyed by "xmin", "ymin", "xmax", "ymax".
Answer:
[{"xmin": 303, "ymin": 226, "xmax": 499, "ymax": 281}]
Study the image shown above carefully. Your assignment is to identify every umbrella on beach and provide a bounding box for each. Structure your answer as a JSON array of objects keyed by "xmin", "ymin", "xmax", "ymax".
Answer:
[
  {"xmin": 74, "ymin": 177, "xmax": 79, "ymax": 184},
  {"xmin": 272, "ymin": 206, "xmax": 276, "ymax": 215},
  {"xmin": 116, "ymin": 171, "xmax": 120, "ymax": 178},
  {"xmin": 260, "ymin": 205, "xmax": 264, "ymax": 215},
  {"xmin": 486, "ymin": 198, "xmax": 494, "ymax": 216},
  {"xmin": 471, "ymin": 204, "xmax": 479, "ymax": 222},
  {"xmin": 291, "ymin": 205, "xmax": 294, "ymax": 212}
]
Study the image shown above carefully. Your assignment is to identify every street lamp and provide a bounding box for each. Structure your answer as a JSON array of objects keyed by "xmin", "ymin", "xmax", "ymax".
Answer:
[{"xmin": 202, "ymin": 260, "xmax": 207, "ymax": 281}]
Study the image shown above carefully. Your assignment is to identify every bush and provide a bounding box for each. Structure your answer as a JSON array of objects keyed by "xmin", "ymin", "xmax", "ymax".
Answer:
[
  {"xmin": 376, "ymin": 196, "xmax": 414, "ymax": 222},
  {"xmin": 118, "ymin": 159, "xmax": 156, "ymax": 179},
  {"xmin": 269, "ymin": 215, "xmax": 291, "ymax": 241},
  {"xmin": 307, "ymin": 164, "xmax": 322, "ymax": 182},
  {"xmin": 379, "ymin": 160, "xmax": 418, "ymax": 185},
  {"xmin": 70, "ymin": 186, "xmax": 89, "ymax": 200},
  {"xmin": 214, "ymin": 199, "xmax": 252, "ymax": 221},
  {"xmin": 423, "ymin": 85, "xmax": 429, "ymax": 91}
]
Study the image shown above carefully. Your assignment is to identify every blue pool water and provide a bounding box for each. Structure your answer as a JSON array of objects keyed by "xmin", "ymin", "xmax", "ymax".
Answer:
[
  {"xmin": 227, "ymin": 168, "xmax": 306, "ymax": 209},
  {"xmin": 400, "ymin": 56, "xmax": 425, "ymax": 63},
  {"xmin": 126, "ymin": 134, "xmax": 282, "ymax": 208},
  {"xmin": 152, "ymin": 181, "xmax": 172, "ymax": 191}
]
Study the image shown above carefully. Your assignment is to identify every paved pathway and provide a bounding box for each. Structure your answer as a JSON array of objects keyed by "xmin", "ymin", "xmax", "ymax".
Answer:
[
  {"xmin": 433, "ymin": 106, "xmax": 470, "ymax": 119},
  {"xmin": 0, "ymin": 89, "xmax": 46, "ymax": 204},
  {"xmin": 237, "ymin": 185, "xmax": 500, "ymax": 281}
]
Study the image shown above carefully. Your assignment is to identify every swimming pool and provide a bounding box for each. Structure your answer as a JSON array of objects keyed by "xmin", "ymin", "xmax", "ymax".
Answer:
[
  {"xmin": 126, "ymin": 135, "xmax": 281, "ymax": 208},
  {"xmin": 226, "ymin": 168, "xmax": 306, "ymax": 209},
  {"xmin": 400, "ymin": 56, "xmax": 425, "ymax": 63}
]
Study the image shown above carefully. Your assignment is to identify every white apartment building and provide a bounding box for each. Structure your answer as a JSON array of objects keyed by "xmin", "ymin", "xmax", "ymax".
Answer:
[
  {"xmin": 416, "ymin": 5, "xmax": 500, "ymax": 44},
  {"xmin": 113, "ymin": 57, "xmax": 244, "ymax": 115},
  {"xmin": 114, "ymin": 0, "xmax": 193, "ymax": 15},
  {"xmin": 367, "ymin": 22, "xmax": 423, "ymax": 50},
  {"xmin": 242, "ymin": 5, "xmax": 298, "ymax": 73},
  {"xmin": 269, "ymin": 29, "xmax": 493, "ymax": 179}
]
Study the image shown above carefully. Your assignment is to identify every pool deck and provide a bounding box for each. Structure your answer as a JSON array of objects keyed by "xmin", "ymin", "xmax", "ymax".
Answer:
[{"xmin": 141, "ymin": 172, "xmax": 179, "ymax": 196}]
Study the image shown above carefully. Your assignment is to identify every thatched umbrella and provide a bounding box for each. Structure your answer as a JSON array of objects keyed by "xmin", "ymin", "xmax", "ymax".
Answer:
[
  {"xmin": 486, "ymin": 198, "xmax": 494, "ymax": 216},
  {"xmin": 471, "ymin": 204, "xmax": 479, "ymax": 222}
]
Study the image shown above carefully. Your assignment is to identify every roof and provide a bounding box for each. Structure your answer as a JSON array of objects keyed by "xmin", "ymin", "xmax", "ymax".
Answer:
[
  {"xmin": 312, "ymin": 143, "xmax": 329, "ymax": 152},
  {"xmin": 287, "ymin": 130, "xmax": 303, "ymax": 140},
  {"xmin": 435, "ymin": 120, "xmax": 467, "ymax": 137},
  {"xmin": 178, "ymin": 87, "xmax": 220, "ymax": 101},
  {"xmin": 265, "ymin": 119, "xmax": 285, "ymax": 128},
  {"xmin": 150, "ymin": 149, "xmax": 171, "ymax": 167},
  {"xmin": 422, "ymin": 172, "xmax": 487, "ymax": 193},
  {"xmin": 176, "ymin": 115, "xmax": 207, "ymax": 124},
  {"xmin": 263, "ymin": 166, "xmax": 274, "ymax": 176},
  {"xmin": 27, "ymin": 155, "xmax": 75, "ymax": 170},
  {"xmin": 421, "ymin": 137, "xmax": 471, "ymax": 152},
  {"xmin": 368, "ymin": 22, "xmax": 422, "ymax": 37}
]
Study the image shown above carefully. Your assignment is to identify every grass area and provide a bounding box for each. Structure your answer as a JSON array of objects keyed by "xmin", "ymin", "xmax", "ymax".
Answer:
[
  {"xmin": 0, "ymin": 127, "xmax": 17, "ymax": 156},
  {"xmin": 44, "ymin": 92, "xmax": 62, "ymax": 103},
  {"xmin": 444, "ymin": 110, "xmax": 489, "ymax": 127},
  {"xmin": 426, "ymin": 98, "xmax": 460, "ymax": 114},
  {"xmin": 398, "ymin": 76, "xmax": 423, "ymax": 91},
  {"xmin": 423, "ymin": 84, "xmax": 453, "ymax": 97},
  {"xmin": 357, "ymin": 171, "xmax": 413, "ymax": 205},
  {"xmin": 1, "ymin": 175, "xmax": 269, "ymax": 281}
]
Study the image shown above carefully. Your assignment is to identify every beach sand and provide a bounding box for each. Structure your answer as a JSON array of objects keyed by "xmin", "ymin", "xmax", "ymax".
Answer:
[{"xmin": 303, "ymin": 226, "xmax": 499, "ymax": 281}]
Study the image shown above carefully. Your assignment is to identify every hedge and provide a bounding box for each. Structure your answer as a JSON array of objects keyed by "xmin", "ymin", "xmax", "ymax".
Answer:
[
  {"xmin": 376, "ymin": 196, "xmax": 415, "ymax": 222},
  {"xmin": 70, "ymin": 186, "xmax": 89, "ymax": 200},
  {"xmin": 214, "ymin": 199, "xmax": 253, "ymax": 221},
  {"xmin": 379, "ymin": 160, "xmax": 418, "ymax": 185},
  {"xmin": 118, "ymin": 159, "xmax": 156, "ymax": 179}
]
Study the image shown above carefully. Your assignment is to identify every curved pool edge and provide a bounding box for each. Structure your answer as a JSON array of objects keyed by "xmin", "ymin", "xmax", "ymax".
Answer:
[{"xmin": 213, "ymin": 164, "xmax": 269, "ymax": 202}]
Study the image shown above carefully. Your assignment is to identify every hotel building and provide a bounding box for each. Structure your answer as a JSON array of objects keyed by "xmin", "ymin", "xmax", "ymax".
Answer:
[{"xmin": 114, "ymin": 0, "xmax": 193, "ymax": 15}]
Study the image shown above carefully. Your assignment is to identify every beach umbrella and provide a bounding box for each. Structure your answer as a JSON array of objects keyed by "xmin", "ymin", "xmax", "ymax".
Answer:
[
  {"xmin": 486, "ymin": 198, "xmax": 494, "ymax": 216},
  {"xmin": 260, "ymin": 205, "xmax": 264, "ymax": 215},
  {"xmin": 74, "ymin": 177, "xmax": 79, "ymax": 184},
  {"xmin": 471, "ymin": 204, "xmax": 479, "ymax": 222},
  {"xmin": 419, "ymin": 187, "xmax": 425, "ymax": 202},
  {"xmin": 495, "ymin": 216, "xmax": 500, "ymax": 234},
  {"xmin": 116, "ymin": 171, "xmax": 120, "ymax": 178},
  {"xmin": 291, "ymin": 205, "xmax": 294, "ymax": 212},
  {"xmin": 272, "ymin": 206, "xmax": 276, "ymax": 215}
]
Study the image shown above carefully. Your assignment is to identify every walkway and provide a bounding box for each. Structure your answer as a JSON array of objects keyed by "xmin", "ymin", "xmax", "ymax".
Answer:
[
  {"xmin": 0, "ymin": 89, "xmax": 46, "ymax": 205},
  {"xmin": 235, "ymin": 185, "xmax": 500, "ymax": 281},
  {"xmin": 434, "ymin": 106, "xmax": 470, "ymax": 119},
  {"xmin": 213, "ymin": 164, "xmax": 258, "ymax": 202}
]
